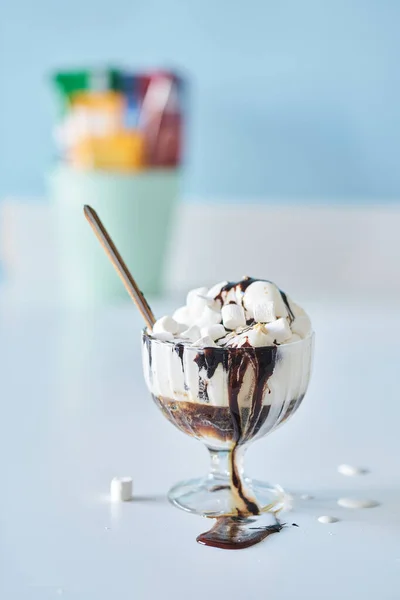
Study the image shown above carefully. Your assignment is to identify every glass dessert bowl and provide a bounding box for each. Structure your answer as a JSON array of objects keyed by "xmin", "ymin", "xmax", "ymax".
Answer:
[
  {"xmin": 142, "ymin": 327, "xmax": 314, "ymax": 518},
  {"xmin": 83, "ymin": 211, "xmax": 314, "ymax": 521}
]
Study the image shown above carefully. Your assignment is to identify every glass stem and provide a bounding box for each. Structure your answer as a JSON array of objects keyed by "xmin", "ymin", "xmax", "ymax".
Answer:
[
  {"xmin": 208, "ymin": 446, "xmax": 259, "ymax": 516},
  {"xmin": 208, "ymin": 447, "xmax": 246, "ymax": 482}
]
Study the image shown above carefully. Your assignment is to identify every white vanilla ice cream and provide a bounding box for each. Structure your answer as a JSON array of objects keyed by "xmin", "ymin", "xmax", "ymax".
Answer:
[{"xmin": 142, "ymin": 277, "xmax": 313, "ymax": 419}]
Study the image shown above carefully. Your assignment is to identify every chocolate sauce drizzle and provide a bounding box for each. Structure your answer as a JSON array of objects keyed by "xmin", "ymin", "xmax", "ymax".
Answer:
[
  {"xmin": 191, "ymin": 278, "xmax": 286, "ymax": 517},
  {"xmin": 174, "ymin": 343, "xmax": 185, "ymax": 370},
  {"xmin": 195, "ymin": 343, "xmax": 277, "ymax": 517},
  {"xmin": 214, "ymin": 276, "xmax": 295, "ymax": 324},
  {"xmin": 214, "ymin": 276, "xmax": 258, "ymax": 304},
  {"xmin": 279, "ymin": 289, "xmax": 295, "ymax": 323}
]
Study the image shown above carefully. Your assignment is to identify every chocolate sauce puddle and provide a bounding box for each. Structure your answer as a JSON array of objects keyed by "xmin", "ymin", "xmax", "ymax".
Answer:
[{"xmin": 197, "ymin": 516, "xmax": 284, "ymax": 550}]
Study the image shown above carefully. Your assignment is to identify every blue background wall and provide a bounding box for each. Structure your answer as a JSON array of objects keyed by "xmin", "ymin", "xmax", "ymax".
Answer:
[{"xmin": 1, "ymin": 0, "xmax": 399, "ymax": 201}]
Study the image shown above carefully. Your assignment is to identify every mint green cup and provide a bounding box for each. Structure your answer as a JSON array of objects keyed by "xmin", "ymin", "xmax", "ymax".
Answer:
[{"xmin": 49, "ymin": 165, "xmax": 179, "ymax": 305}]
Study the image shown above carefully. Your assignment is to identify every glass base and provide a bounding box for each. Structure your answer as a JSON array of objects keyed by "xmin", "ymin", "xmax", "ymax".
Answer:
[{"xmin": 168, "ymin": 475, "xmax": 285, "ymax": 517}]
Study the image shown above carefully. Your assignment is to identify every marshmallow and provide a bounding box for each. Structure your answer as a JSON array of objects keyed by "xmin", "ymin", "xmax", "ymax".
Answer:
[
  {"xmin": 192, "ymin": 335, "xmax": 217, "ymax": 348},
  {"xmin": 337, "ymin": 464, "xmax": 368, "ymax": 476},
  {"xmin": 253, "ymin": 301, "xmax": 276, "ymax": 323},
  {"xmin": 181, "ymin": 324, "xmax": 201, "ymax": 341},
  {"xmin": 175, "ymin": 321, "xmax": 188, "ymax": 334},
  {"xmin": 243, "ymin": 281, "xmax": 288, "ymax": 318},
  {"xmin": 288, "ymin": 297, "xmax": 306, "ymax": 317},
  {"xmin": 152, "ymin": 331, "xmax": 174, "ymax": 341},
  {"xmin": 201, "ymin": 323, "xmax": 226, "ymax": 341},
  {"xmin": 287, "ymin": 333, "xmax": 302, "ymax": 343},
  {"xmin": 265, "ymin": 318, "xmax": 292, "ymax": 343},
  {"xmin": 291, "ymin": 315, "xmax": 311, "ymax": 338},
  {"xmin": 200, "ymin": 295, "xmax": 220, "ymax": 311},
  {"xmin": 186, "ymin": 287, "xmax": 208, "ymax": 317},
  {"xmin": 173, "ymin": 306, "xmax": 192, "ymax": 326},
  {"xmin": 110, "ymin": 477, "xmax": 133, "ymax": 502},
  {"xmin": 246, "ymin": 327, "xmax": 274, "ymax": 347},
  {"xmin": 207, "ymin": 281, "xmax": 228, "ymax": 301},
  {"xmin": 196, "ymin": 306, "xmax": 222, "ymax": 328},
  {"xmin": 153, "ymin": 315, "xmax": 180, "ymax": 335},
  {"xmin": 216, "ymin": 329, "xmax": 237, "ymax": 347},
  {"xmin": 221, "ymin": 304, "xmax": 246, "ymax": 330}
]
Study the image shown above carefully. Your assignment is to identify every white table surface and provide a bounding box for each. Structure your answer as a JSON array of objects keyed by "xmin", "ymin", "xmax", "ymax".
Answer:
[{"xmin": 0, "ymin": 296, "xmax": 399, "ymax": 599}]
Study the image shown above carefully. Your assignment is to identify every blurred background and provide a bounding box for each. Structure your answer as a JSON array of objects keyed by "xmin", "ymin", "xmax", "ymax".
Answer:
[{"xmin": 0, "ymin": 0, "xmax": 400, "ymax": 304}]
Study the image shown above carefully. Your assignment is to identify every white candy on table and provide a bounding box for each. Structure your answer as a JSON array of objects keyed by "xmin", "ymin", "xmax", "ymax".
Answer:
[
  {"xmin": 291, "ymin": 314, "xmax": 312, "ymax": 338},
  {"xmin": 317, "ymin": 515, "xmax": 339, "ymax": 524},
  {"xmin": 192, "ymin": 335, "xmax": 217, "ymax": 348},
  {"xmin": 337, "ymin": 464, "xmax": 368, "ymax": 476},
  {"xmin": 265, "ymin": 318, "xmax": 292, "ymax": 343},
  {"xmin": 201, "ymin": 323, "xmax": 226, "ymax": 341},
  {"xmin": 243, "ymin": 281, "xmax": 288, "ymax": 318},
  {"xmin": 221, "ymin": 304, "xmax": 246, "ymax": 330},
  {"xmin": 253, "ymin": 301, "xmax": 276, "ymax": 323},
  {"xmin": 180, "ymin": 325, "xmax": 201, "ymax": 342},
  {"xmin": 153, "ymin": 315, "xmax": 180, "ymax": 335},
  {"xmin": 110, "ymin": 477, "xmax": 133, "ymax": 502}
]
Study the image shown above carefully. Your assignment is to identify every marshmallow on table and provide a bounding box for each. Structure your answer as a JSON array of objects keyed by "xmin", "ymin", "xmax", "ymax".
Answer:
[
  {"xmin": 337, "ymin": 464, "xmax": 367, "ymax": 476},
  {"xmin": 201, "ymin": 323, "xmax": 226, "ymax": 341},
  {"xmin": 110, "ymin": 477, "xmax": 133, "ymax": 502},
  {"xmin": 291, "ymin": 314, "xmax": 311, "ymax": 338},
  {"xmin": 265, "ymin": 318, "xmax": 292, "ymax": 343},
  {"xmin": 317, "ymin": 515, "xmax": 339, "ymax": 524},
  {"xmin": 221, "ymin": 304, "xmax": 246, "ymax": 330},
  {"xmin": 181, "ymin": 324, "xmax": 201, "ymax": 342},
  {"xmin": 243, "ymin": 281, "xmax": 288, "ymax": 319},
  {"xmin": 153, "ymin": 315, "xmax": 180, "ymax": 335},
  {"xmin": 253, "ymin": 301, "xmax": 276, "ymax": 323}
]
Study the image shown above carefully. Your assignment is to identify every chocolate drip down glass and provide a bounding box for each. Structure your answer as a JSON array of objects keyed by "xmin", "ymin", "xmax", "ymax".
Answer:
[{"xmin": 142, "ymin": 331, "xmax": 314, "ymax": 517}]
